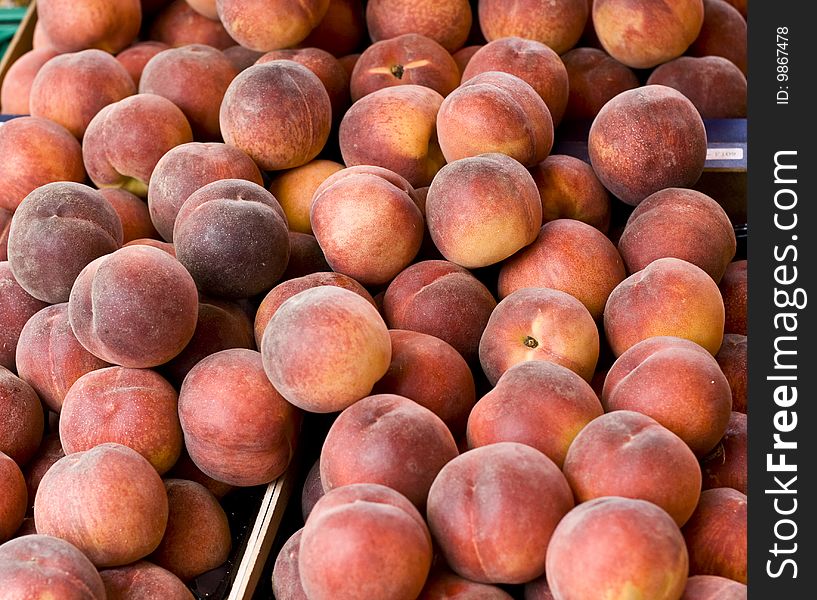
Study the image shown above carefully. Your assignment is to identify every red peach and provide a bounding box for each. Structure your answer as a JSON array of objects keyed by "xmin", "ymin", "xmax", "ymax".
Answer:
[
  {"xmin": 478, "ymin": 0, "xmax": 589, "ymax": 54},
  {"xmin": 217, "ymin": 0, "xmax": 330, "ymax": 52},
  {"xmin": 116, "ymin": 41, "xmax": 170, "ymax": 87},
  {"xmin": 148, "ymin": 0, "xmax": 235, "ymax": 49},
  {"xmin": 366, "ymin": 0, "xmax": 472, "ymax": 52},
  {"xmin": 37, "ymin": 0, "xmax": 141, "ymax": 54},
  {"xmin": 0, "ymin": 48, "xmax": 60, "ymax": 115}
]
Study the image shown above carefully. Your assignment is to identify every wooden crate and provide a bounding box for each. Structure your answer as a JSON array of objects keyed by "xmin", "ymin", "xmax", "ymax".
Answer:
[{"xmin": 0, "ymin": 0, "xmax": 35, "ymax": 88}]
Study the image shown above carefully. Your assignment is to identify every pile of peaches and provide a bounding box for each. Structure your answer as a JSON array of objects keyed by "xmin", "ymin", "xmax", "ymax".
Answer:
[{"xmin": 0, "ymin": 0, "xmax": 748, "ymax": 599}]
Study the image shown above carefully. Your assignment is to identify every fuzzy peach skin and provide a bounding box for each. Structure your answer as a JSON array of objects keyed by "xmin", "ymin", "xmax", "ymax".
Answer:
[
  {"xmin": 524, "ymin": 575, "xmax": 555, "ymax": 600},
  {"xmin": 382, "ymin": 260, "xmax": 497, "ymax": 361},
  {"xmin": 418, "ymin": 568, "xmax": 514, "ymax": 599},
  {"xmin": 0, "ymin": 117, "xmax": 86, "ymax": 213},
  {"xmin": 23, "ymin": 433, "xmax": 64, "ymax": 513},
  {"xmin": 427, "ymin": 442, "xmax": 574, "ymax": 583},
  {"xmin": 29, "ymin": 49, "xmax": 136, "ymax": 140},
  {"xmin": 0, "ymin": 367, "xmax": 44, "ymax": 468},
  {"xmin": 254, "ymin": 272, "xmax": 376, "ymax": 347},
  {"xmin": 592, "ymin": 0, "xmax": 704, "ymax": 69},
  {"xmin": 311, "ymin": 165, "xmax": 424, "ymax": 285},
  {"xmin": 0, "ymin": 451, "xmax": 26, "ymax": 542},
  {"xmin": 682, "ymin": 575, "xmax": 747, "ymax": 600},
  {"xmin": 7, "ymin": 182, "xmax": 123, "ymax": 304},
  {"xmin": 479, "ymin": 287, "xmax": 599, "ymax": 385},
  {"xmin": 268, "ymin": 160, "xmax": 345, "ymax": 234},
  {"xmin": 101, "ymin": 561, "xmax": 194, "ymax": 600},
  {"xmin": 0, "ymin": 48, "xmax": 59, "ymax": 115},
  {"xmin": 602, "ymin": 336, "xmax": 732, "ymax": 456},
  {"xmin": 467, "ymin": 360, "xmax": 603, "ymax": 468},
  {"xmin": 0, "ymin": 534, "xmax": 106, "ymax": 599},
  {"xmin": 59, "ymin": 367, "xmax": 183, "ymax": 474},
  {"xmin": 479, "ymin": 0, "xmax": 588, "ymax": 54},
  {"xmin": 0, "ymin": 209, "xmax": 10, "ymax": 261},
  {"xmin": 339, "ymin": 86, "xmax": 444, "ymax": 188},
  {"xmin": 223, "ymin": 45, "xmax": 265, "ymax": 72},
  {"xmin": 452, "ymin": 45, "xmax": 481, "ymax": 75},
  {"xmin": 165, "ymin": 450, "xmax": 234, "ymax": 500},
  {"xmin": 272, "ymin": 528, "xmax": 308, "ymax": 600},
  {"xmin": 426, "ymin": 153, "xmax": 542, "ymax": 268},
  {"xmin": 220, "ymin": 61, "xmax": 332, "ymax": 171},
  {"xmin": 302, "ymin": 0, "xmax": 366, "ymax": 57},
  {"xmin": 366, "ymin": 0, "xmax": 472, "ymax": 52},
  {"xmin": 116, "ymin": 42, "xmax": 171, "ymax": 87},
  {"xmin": 561, "ymin": 47, "xmax": 640, "ymax": 121},
  {"xmin": 701, "ymin": 411, "xmax": 746, "ymax": 494},
  {"xmin": 0, "ymin": 263, "xmax": 49, "ymax": 372},
  {"xmin": 437, "ymin": 72, "xmax": 553, "ymax": 167},
  {"xmin": 462, "ymin": 37, "xmax": 569, "ymax": 125},
  {"xmin": 34, "ymin": 443, "xmax": 169, "ymax": 567},
  {"xmin": 99, "ymin": 188, "xmax": 160, "ymax": 243},
  {"xmin": 284, "ymin": 232, "xmax": 331, "ymax": 278},
  {"xmin": 216, "ymin": 0, "xmax": 329, "ymax": 51},
  {"xmin": 688, "ymin": 0, "xmax": 747, "ymax": 74},
  {"xmin": 140, "ymin": 44, "xmax": 238, "ymax": 142},
  {"xmin": 351, "ymin": 34, "xmax": 459, "ymax": 101},
  {"xmin": 498, "ymin": 219, "xmax": 625, "ymax": 319},
  {"xmin": 149, "ymin": 0, "xmax": 234, "ymax": 49},
  {"xmin": 37, "ymin": 0, "xmax": 141, "ymax": 54},
  {"xmin": 682, "ymin": 488, "xmax": 747, "ymax": 583},
  {"xmin": 603, "ymin": 257, "xmax": 726, "ymax": 356},
  {"xmin": 546, "ymin": 497, "xmax": 689, "ymax": 600},
  {"xmin": 15, "ymin": 303, "xmax": 110, "ymax": 413},
  {"xmin": 261, "ymin": 286, "xmax": 391, "ymax": 413},
  {"xmin": 147, "ymin": 142, "xmax": 263, "ymax": 242},
  {"xmin": 715, "ymin": 333, "xmax": 746, "ymax": 413},
  {"xmin": 301, "ymin": 460, "xmax": 324, "ymax": 521},
  {"xmin": 186, "ymin": 0, "xmax": 218, "ymax": 19},
  {"xmin": 720, "ymin": 259, "xmax": 747, "ymax": 335},
  {"xmin": 68, "ymin": 245, "xmax": 198, "ymax": 368},
  {"xmin": 299, "ymin": 483, "xmax": 433, "ymax": 600},
  {"xmin": 178, "ymin": 349, "xmax": 300, "ymax": 486},
  {"xmin": 83, "ymin": 94, "xmax": 193, "ymax": 197}
]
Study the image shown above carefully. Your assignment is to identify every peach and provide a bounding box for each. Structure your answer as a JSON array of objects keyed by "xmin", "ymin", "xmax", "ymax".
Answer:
[
  {"xmin": 220, "ymin": 61, "xmax": 331, "ymax": 171},
  {"xmin": 720, "ymin": 260, "xmax": 747, "ymax": 335},
  {"xmin": 166, "ymin": 450, "xmax": 234, "ymax": 499},
  {"xmin": 524, "ymin": 576, "xmax": 555, "ymax": 600},
  {"xmin": 0, "ymin": 209, "xmax": 9, "ymax": 261},
  {"xmin": 217, "ymin": 0, "xmax": 329, "ymax": 51},
  {"xmin": 546, "ymin": 497, "xmax": 689, "ymax": 600},
  {"xmin": 302, "ymin": 0, "xmax": 365, "ymax": 57},
  {"xmin": 272, "ymin": 528, "xmax": 308, "ymax": 600},
  {"xmin": 351, "ymin": 34, "xmax": 460, "ymax": 101},
  {"xmin": 339, "ymin": 53, "xmax": 360, "ymax": 78},
  {"xmin": 116, "ymin": 41, "xmax": 171, "ymax": 88},
  {"xmin": 7, "ymin": 182, "xmax": 123, "ymax": 304},
  {"xmin": 254, "ymin": 272, "xmax": 375, "ymax": 347},
  {"xmin": 366, "ymin": 0, "xmax": 472, "ymax": 52},
  {"xmin": 722, "ymin": 0, "xmax": 746, "ymax": 17},
  {"xmin": 124, "ymin": 238, "xmax": 176, "ymax": 255},
  {"xmin": 320, "ymin": 393, "xmax": 459, "ymax": 507},
  {"xmin": 461, "ymin": 37, "xmax": 569, "ymax": 125},
  {"xmin": 530, "ymin": 154, "xmax": 611, "ymax": 233},
  {"xmin": 1, "ymin": 263, "xmax": 49, "ymax": 372},
  {"xmin": 564, "ymin": 411, "xmax": 702, "ymax": 526},
  {"xmin": 589, "ymin": 85, "xmax": 708, "ymax": 206},
  {"xmin": 602, "ymin": 336, "xmax": 732, "ymax": 456},
  {"xmin": 478, "ymin": 0, "xmax": 588, "ymax": 54},
  {"xmin": 372, "ymin": 330, "xmax": 476, "ymax": 435},
  {"xmin": 382, "ymin": 260, "xmax": 497, "ymax": 361},
  {"xmin": 223, "ymin": 45, "xmax": 265, "ymax": 72},
  {"xmin": 467, "ymin": 361, "xmax": 603, "ymax": 468},
  {"xmin": 618, "ymin": 188, "xmax": 737, "ymax": 282},
  {"xmin": 68, "ymin": 245, "xmax": 198, "ymax": 368},
  {"xmin": 262, "ymin": 287, "xmax": 391, "ymax": 412},
  {"xmin": 0, "ymin": 534, "xmax": 106, "ymax": 599},
  {"xmin": 682, "ymin": 575, "xmax": 747, "ymax": 599},
  {"xmin": 0, "ymin": 48, "xmax": 60, "ymax": 115},
  {"xmin": 647, "ymin": 56, "xmax": 747, "ymax": 118},
  {"xmin": 256, "ymin": 48, "xmax": 350, "ymax": 120},
  {"xmin": 83, "ymin": 94, "xmax": 193, "ymax": 197},
  {"xmin": 452, "ymin": 45, "xmax": 481, "ymax": 75},
  {"xmin": 426, "ymin": 153, "xmax": 541, "ymax": 268},
  {"xmin": 301, "ymin": 459, "xmax": 324, "ymax": 521},
  {"xmin": 140, "ymin": 44, "xmax": 238, "ymax": 142},
  {"xmin": 32, "ymin": 20, "xmax": 54, "ymax": 51},
  {"xmin": 34, "ymin": 443, "xmax": 169, "ymax": 567},
  {"xmin": 419, "ymin": 569, "xmax": 514, "ymax": 599},
  {"xmin": 23, "ymin": 433, "xmax": 64, "ymax": 512},
  {"xmin": 148, "ymin": 0, "xmax": 234, "ymax": 49},
  {"xmin": 0, "ymin": 368, "xmax": 44, "ymax": 468},
  {"xmin": 29, "ymin": 49, "xmax": 136, "ymax": 140},
  {"xmin": 339, "ymin": 86, "xmax": 445, "ymax": 188},
  {"xmin": 701, "ymin": 412, "xmax": 746, "ymax": 494},
  {"xmin": 147, "ymin": 142, "xmax": 263, "ymax": 241},
  {"xmin": 149, "ymin": 479, "xmax": 231, "ymax": 581},
  {"xmin": 37, "ymin": 0, "xmax": 141, "ymax": 54},
  {"xmin": 437, "ymin": 73, "xmax": 553, "ymax": 166},
  {"xmin": 311, "ymin": 166, "xmax": 424, "ymax": 285},
  {"xmin": 427, "ymin": 442, "xmax": 573, "ymax": 583},
  {"xmin": 593, "ymin": 0, "xmax": 704, "ymax": 68},
  {"xmin": 268, "ymin": 160, "xmax": 345, "ymax": 234},
  {"xmin": 689, "ymin": 0, "xmax": 747, "ymax": 74},
  {"xmin": 479, "ymin": 287, "xmax": 599, "ymax": 385},
  {"xmin": 682, "ymin": 488, "xmax": 747, "ymax": 583},
  {"xmin": 101, "ymin": 561, "xmax": 194, "ymax": 600},
  {"xmin": 299, "ymin": 483, "xmax": 433, "ymax": 600},
  {"xmin": 173, "ymin": 179, "xmax": 290, "ymax": 297},
  {"xmin": 0, "ymin": 116, "xmax": 86, "ymax": 213},
  {"xmin": 99, "ymin": 189, "xmax": 160, "ymax": 243},
  {"xmin": 561, "ymin": 47, "xmax": 640, "ymax": 121},
  {"xmin": 498, "ymin": 219, "xmax": 625, "ymax": 319},
  {"xmin": 715, "ymin": 333, "xmax": 747, "ymax": 413},
  {"xmin": 604, "ymin": 258, "xmax": 725, "ymax": 356},
  {"xmin": 0, "ymin": 452, "xmax": 26, "ymax": 542},
  {"xmin": 179, "ymin": 348, "xmax": 300, "ymax": 485},
  {"xmin": 59, "ymin": 367, "xmax": 183, "ymax": 474},
  {"xmin": 186, "ymin": 0, "xmax": 218, "ymax": 19},
  {"xmin": 15, "ymin": 304, "xmax": 110, "ymax": 413}
]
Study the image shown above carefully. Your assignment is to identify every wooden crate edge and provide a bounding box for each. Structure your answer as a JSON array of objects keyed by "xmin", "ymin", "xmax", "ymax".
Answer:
[{"xmin": 0, "ymin": 0, "xmax": 36, "ymax": 90}]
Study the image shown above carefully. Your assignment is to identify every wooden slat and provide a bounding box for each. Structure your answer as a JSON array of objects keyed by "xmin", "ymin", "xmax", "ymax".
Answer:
[{"xmin": 0, "ymin": 0, "xmax": 37, "ymax": 91}]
